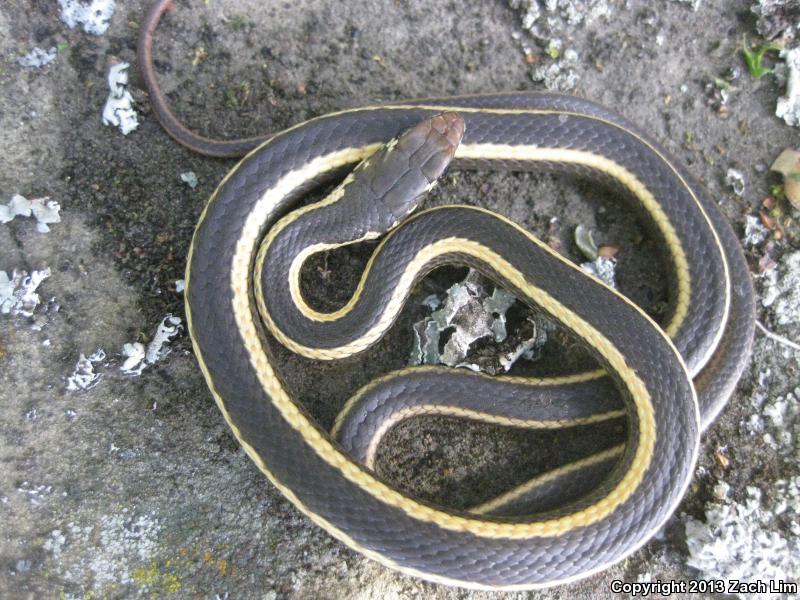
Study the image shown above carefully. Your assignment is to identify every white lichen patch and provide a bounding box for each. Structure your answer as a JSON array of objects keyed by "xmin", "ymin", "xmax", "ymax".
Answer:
[
  {"xmin": 120, "ymin": 315, "xmax": 183, "ymax": 376},
  {"xmin": 748, "ymin": 364, "xmax": 800, "ymax": 453},
  {"xmin": 120, "ymin": 343, "xmax": 146, "ymax": 375},
  {"xmin": 180, "ymin": 171, "xmax": 199, "ymax": 189},
  {"xmin": 725, "ymin": 168, "xmax": 746, "ymax": 197},
  {"xmin": 508, "ymin": 1, "xmax": 611, "ymax": 91},
  {"xmin": 739, "ymin": 359, "xmax": 800, "ymax": 595},
  {"xmin": 18, "ymin": 481, "xmax": 54, "ymax": 507},
  {"xmin": 67, "ymin": 316, "xmax": 182, "ymax": 388},
  {"xmin": 0, "ymin": 194, "xmax": 61, "ymax": 232},
  {"xmin": 575, "ymin": 225, "xmax": 618, "ymax": 288},
  {"xmin": 684, "ymin": 484, "xmax": 800, "ymax": 598},
  {"xmin": 58, "ymin": 0, "xmax": 115, "ymax": 36},
  {"xmin": 685, "ymin": 233, "xmax": 800, "ymax": 598},
  {"xmin": 0, "ymin": 268, "xmax": 52, "ymax": 317},
  {"xmin": 412, "ymin": 272, "xmax": 508, "ymax": 367},
  {"xmin": 508, "ymin": 0, "xmax": 610, "ymax": 91},
  {"xmin": 411, "ymin": 319, "xmax": 442, "ymax": 365},
  {"xmin": 580, "ymin": 256, "xmax": 617, "ymax": 288},
  {"xmin": 18, "ymin": 47, "xmax": 57, "ymax": 69},
  {"xmin": 44, "ymin": 529, "xmax": 67, "ymax": 560},
  {"xmin": 531, "ymin": 47, "xmax": 580, "ymax": 91},
  {"xmin": 777, "ymin": 47, "xmax": 800, "ymax": 128},
  {"xmin": 102, "ymin": 63, "xmax": 138, "ymax": 135},
  {"xmin": 509, "ymin": 0, "xmax": 612, "ymax": 39},
  {"xmin": 66, "ymin": 349, "xmax": 106, "ymax": 391},
  {"xmin": 763, "ymin": 389, "xmax": 800, "ymax": 452},
  {"xmin": 43, "ymin": 511, "xmax": 162, "ymax": 594},
  {"xmin": 410, "ymin": 270, "xmax": 548, "ymax": 373},
  {"xmin": 88, "ymin": 513, "xmax": 161, "ymax": 588},
  {"xmin": 761, "ymin": 251, "xmax": 800, "ymax": 326},
  {"xmin": 744, "ymin": 215, "xmax": 769, "ymax": 248},
  {"xmin": 498, "ymin": 334, "xmax": 545, "ymax": 372}
]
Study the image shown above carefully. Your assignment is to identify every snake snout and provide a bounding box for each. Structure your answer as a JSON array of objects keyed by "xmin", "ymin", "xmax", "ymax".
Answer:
[{"xmin": 415, "ymin": 111, "xmax": 465, "ymax": 182}]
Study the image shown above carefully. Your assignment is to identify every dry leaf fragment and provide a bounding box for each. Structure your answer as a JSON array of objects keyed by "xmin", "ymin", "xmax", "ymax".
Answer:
[
  {"xmin": 770, "ymin": 148, "xmax": 800, "ymax": 208},
  {"xmin": 714, "ymin": 448, "xmax": 730, "ymax": 470}
]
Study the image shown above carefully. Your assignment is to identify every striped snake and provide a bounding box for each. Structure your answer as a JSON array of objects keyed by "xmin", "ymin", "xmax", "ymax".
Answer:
[{"xmin": 139, "ymin": 0, "xmax": 755, "ymax": 589}]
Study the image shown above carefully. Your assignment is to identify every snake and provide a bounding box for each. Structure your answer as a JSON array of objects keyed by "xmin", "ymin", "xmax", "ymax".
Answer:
[{"xmin": 138, "ymin": 0, "xmax": 755, "ymax": 590}]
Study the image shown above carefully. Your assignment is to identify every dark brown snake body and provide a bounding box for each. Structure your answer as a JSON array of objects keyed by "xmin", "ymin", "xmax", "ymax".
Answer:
[{"xmin": 138, "ymin": 0, "xmax": 755, "ymax": 589}]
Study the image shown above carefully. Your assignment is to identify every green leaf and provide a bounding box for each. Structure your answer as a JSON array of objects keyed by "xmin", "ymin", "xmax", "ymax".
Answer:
[{"xmin": 741, "ymin": 35, "xmax": 783, "ymax": 79}]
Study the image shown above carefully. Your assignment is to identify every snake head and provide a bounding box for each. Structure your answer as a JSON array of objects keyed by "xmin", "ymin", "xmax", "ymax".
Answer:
[{"xmin": 361, "ymin": 111, "xmax": 465, "ymax": 230}]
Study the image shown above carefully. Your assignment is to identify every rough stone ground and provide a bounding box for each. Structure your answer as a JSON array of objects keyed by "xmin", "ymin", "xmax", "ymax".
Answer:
[{"xmin": 1, "ymin": 0, "xmax": 798, "ymax": 598}]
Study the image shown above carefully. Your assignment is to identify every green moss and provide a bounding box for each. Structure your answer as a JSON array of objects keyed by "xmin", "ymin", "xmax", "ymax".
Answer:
[
  {"xmin": 225, "ymin": 81, "xmax": 251, "ymax": 109},
  {"xmin": 228, "ymin": 14, "xmax": 248, "ymax": 31},
  {"xmin": 770, "ymin": 183, "xmax": 786, "ymax": 200}
]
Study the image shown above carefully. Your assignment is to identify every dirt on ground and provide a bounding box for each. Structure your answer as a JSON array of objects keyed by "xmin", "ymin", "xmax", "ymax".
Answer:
[{"xmin": 1, "ymin": 1, "xmax": 798, "ymax": 598}]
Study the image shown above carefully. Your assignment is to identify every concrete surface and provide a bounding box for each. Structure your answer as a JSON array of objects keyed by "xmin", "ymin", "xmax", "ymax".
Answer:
[{"xmin": 1, "ymin": 0, "xmax": 798, "ymax": 598}]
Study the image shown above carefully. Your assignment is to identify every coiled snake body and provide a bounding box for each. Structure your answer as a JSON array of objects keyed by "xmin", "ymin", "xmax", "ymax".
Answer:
[{"xmin": 139, "ymin": 1, "xmax": 755, "ymax": 589}]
